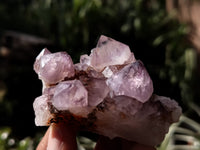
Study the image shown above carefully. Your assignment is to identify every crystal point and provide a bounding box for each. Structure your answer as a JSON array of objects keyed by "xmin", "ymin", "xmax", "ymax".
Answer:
[
  {"xmin": 34, "ymin": 48, "xmax": 51, "ymax": 73},
  {"xmin": 90, "ymin": 36, "xmax": 135, "ymax": 72},
  {"xmin": 106, "ymin": 60, "xmax": 153, "ymax": 103},
  {"xmin": 85, "ymin": 78, "xmax": 109, "ymax": 106},
  {"xmin": 52, "ymin": 80, "xmax": 88, "ymax": 111},
  {"xmin": 34, "ymin": 51, "xmax": 75, "ymax": 85}
]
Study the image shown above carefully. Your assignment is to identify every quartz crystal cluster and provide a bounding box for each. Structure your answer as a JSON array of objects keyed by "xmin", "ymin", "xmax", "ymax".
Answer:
[{"xmin": 33, "ymin": 35, "xmax": 182, "ymax": 146}]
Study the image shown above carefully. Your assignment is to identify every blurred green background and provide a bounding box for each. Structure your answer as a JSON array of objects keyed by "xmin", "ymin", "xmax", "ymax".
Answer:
[{"xmin": 0, "ymin": 0, "xmax": 200, "ymax": 149}]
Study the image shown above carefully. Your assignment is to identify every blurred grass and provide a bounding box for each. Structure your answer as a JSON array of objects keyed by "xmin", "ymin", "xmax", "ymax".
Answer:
[{"xmin": 158, "ymin": 115, "xmax": 200, "ymax": 150}]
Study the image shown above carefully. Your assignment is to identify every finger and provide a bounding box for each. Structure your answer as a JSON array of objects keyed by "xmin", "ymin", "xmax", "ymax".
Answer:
[
  {"xmin": 37, "ymin": 127, "xmax": 50, "ymax": 150},
  {"xmin": 37, "ymin": 123, "xmax": 78, "ymax": 150},
  {"xmin": 47, "ymin": 123, "xmax": 78, "ymax": 150}
]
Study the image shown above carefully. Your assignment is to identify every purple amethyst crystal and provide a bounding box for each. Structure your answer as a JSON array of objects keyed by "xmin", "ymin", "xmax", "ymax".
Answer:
[
  {"xmin": 90, "ymin": 35, "xmax": 136, "ymax": 72},
  {"xmin": 52, "ymin": 80, "xmax": 88, "ymax": 111},
  {"xmin": 33, "ymin": 94, "xmax": 52, "ymax": 126},
  {"xmin": 33, "ymin": 35, "xmax": 182, "ymax": 146},
  {"xmin": 106, "ymin": 60, "xmax": 153, "ymax": 103},
  {"xmin": 34, "ymin": 49, "xmax": 75, "ymax": 85}
]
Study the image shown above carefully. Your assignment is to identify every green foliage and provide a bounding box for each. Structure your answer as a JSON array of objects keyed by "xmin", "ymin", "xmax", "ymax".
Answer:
[
  {"xmin": 0, "ymin": 127, "xmax": 95, "ymax": 150},
  {"xmin": 158, "ymin": 116, "xmax": 200, "ymax": 150},
  {"xmin": 0, "ymin": 127, "xmax": 38, "ymax": 150},
  {"xmin": 77, "ymin": 136, "xmax": 96, "ymax": 150},
  {"xmin": 0, "ymin": 127, "xmax": 12, "ymax": 150}
]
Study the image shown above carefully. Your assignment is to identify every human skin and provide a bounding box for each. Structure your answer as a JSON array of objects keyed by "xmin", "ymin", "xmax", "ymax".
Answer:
[{"xmin": 37, "ymin": 123, "xmax": 156, "ymax": 150}]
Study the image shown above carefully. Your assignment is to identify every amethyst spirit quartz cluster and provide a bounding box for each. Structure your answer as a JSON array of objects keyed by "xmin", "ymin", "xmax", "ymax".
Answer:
[{"xmin": 33, "ymin": 35, "xmax": 182, "ymax": 146}]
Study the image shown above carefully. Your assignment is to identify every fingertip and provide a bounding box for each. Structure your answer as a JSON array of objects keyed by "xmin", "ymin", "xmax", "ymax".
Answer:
[
  {"xmin": 36, "ymin": 127, "xmax": 50, "ymax": 150},
  {"xmin": 37, "ymin": 123, "xmax": 78, "ymax": 150},
  {"xmin": 47, "ymin": 123, "xmax": 78, "ymax": 150}
]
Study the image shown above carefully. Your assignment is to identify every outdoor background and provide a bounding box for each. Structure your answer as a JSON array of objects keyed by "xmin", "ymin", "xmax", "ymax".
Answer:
[{"xmin": 0, "ymin": 0, "xmax": 200, "ymax": 149}]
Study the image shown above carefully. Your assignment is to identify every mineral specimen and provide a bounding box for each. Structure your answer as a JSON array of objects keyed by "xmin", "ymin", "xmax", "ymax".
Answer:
[{"xmin": 33, "ymin": 35, "xmax": 182, "ymax": 146}]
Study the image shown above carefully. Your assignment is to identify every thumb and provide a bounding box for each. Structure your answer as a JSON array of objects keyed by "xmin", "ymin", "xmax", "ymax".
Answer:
[{"xmin": 37, "ymin": 123, "xmax": 77, "ymax": 150}]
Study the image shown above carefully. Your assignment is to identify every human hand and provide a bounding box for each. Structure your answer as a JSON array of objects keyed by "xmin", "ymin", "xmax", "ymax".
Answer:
[{"xmin": 37, "ymin": 123, "xmax": 156, "ymax": 150}]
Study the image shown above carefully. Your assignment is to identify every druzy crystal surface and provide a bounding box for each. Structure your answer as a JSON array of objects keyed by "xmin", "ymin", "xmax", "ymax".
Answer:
[{"xmin": 33, "ymin": 35, "xmax": 182, "ymax": 146}]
